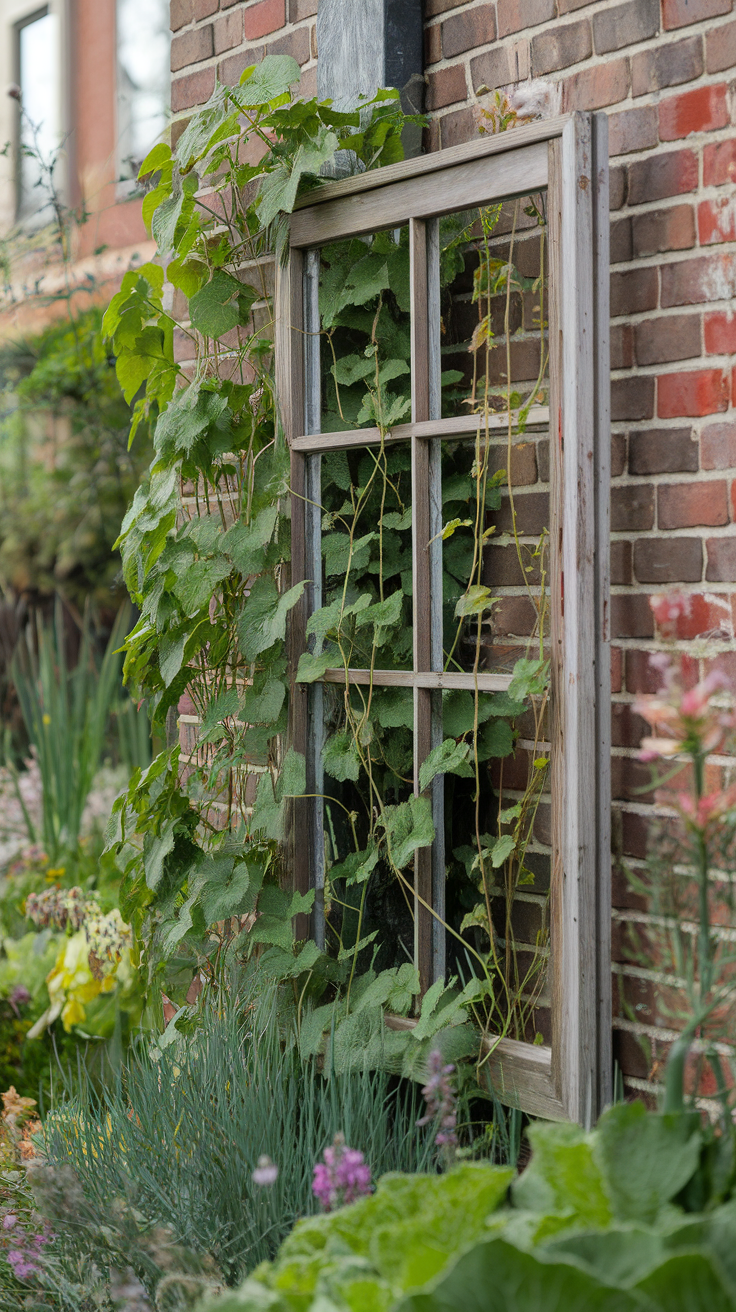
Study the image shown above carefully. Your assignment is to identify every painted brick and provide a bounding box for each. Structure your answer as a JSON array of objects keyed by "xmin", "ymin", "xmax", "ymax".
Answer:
[
  {"xmin": 659, "ymin": 83, "xmax": 729, "ymax": 141},
  {"xmin": 563, "ymin": 57, "xmax": 630, "ymax": 112},
  {"xmin": 698, "ymin": 196, "xmax": 736, "ymax": 245},
  {"xmin": 611, "ymin": 375, "xmax": 655, "ymax": 421},
  {"xmin": 531, "ymin": 19, "xmax": 592, "ymax": 75},
  {"xmin": 427, "ymin": 65, "xmax": 468, "ymax": 110},
  {"xmin": 661, "ymin": 252, "xmax": 736, "ymax": 307},
  {"xmin": 214, "ymin": 9, "xmax": 243, "ymax": 53},
  {"xmin": 631, "ymin": 36, "xmax": 703, "ymax": 95},
  {"xmin": 631, "ymin": 203, "xmax": 695, "ymax": 257},
  {"xmin": 635, "ymin": 314, "xmax": 700, "ymax": 365},
  {"xmin": 611, "ymin": 539, "xmax": 633, "ymax": 585},
  {"xmin": 658, "ymin": 368, "xmax": 730, "ymax": 418},
  {"xmin": 706, "ymin": 15, "xmax": 736, "ymax": 71},
  {"xmin": 611, "ymin": 484, "xmax": 655, "ymax": 531},
  {"xmin": 442, "ymin": 4, "xmax": 495, "ymax": 57},
  {"xmin": 658, "ymin": 480, "xmax": 729, "ymax": 528},
  {"xmin": 171, "ymin": 0, "xmax": 193, "ymax": 31},
  {"xmin": 194, "ymin": 0, "xmax": 218, "ymax": 16},
  {"xmin": 611, "ymin": 321, "xmax": 635, "ymax": 368},
  {"xmin": 244, "ymin": 0, "xmax": 285, "ymax": 40},
  {"xmin": 171, "ymin": 24, "xmax": 214, "ymax": 70},
  {"xmin": 701, "ymin": 420, "xmax": 736, "ymax": 467},
  {"xmin": 171, "ymin": 66, "xmax": 216, "ymax": 111},
  {"xmin": 706, "ymin": 538, "xmax": 736, "ymax": 581},
  {"xmin": 633, "ymin": 537, "xmax": 703, "ymax": 583},
  {"xmin": 663, "ymin": 0, "xmax": 732, "ymax": 28},
  {"xmin": 611, "ymin": 594, "xmax": 655, "ymax": 638},
  {"xmin": 497, "ymin": 0, "xmax": 556, "ymax": 37},
  {"xmin": 610, "ymin": 266, "xmax": 658, "ymax": 316},
  {"xmin": 628, "ymin": 148, "xmax": 698, "ymax": 203},
  {"xmin": 704, "ymin": 138, "xmax": 736, "ymax": 186},
  {"xmin": 609, "ymin": 105, "xmax": 659, "ymax": 156},
  {"xmin": 629, "ymin": 427, "xmax": 698, "ymax": 473},
  {"xmin": 289, "ymin": 0, "xmax": 317, "ymax": 17},
  {"xmin": 593, "ymin": 0, "xmax": 659, "ymax": 54}
]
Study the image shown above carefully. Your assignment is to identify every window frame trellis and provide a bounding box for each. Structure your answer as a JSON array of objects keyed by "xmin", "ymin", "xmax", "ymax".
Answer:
[{"xmin": 276, "ymin": 111, "xmax": 611, "ymax": 1126}]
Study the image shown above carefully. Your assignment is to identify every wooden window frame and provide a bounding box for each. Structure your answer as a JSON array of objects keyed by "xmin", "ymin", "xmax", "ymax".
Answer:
[{"xmin": 276, "ymin": 112, "xmax": 611, "ymax": 1126}]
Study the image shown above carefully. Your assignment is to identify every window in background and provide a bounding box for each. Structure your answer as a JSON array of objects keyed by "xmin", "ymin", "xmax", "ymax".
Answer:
[
  {"xmin": 116, "ymin": 0, "xmax": 170, "ymax": 184},
  {"xmin": 17, "ymin": 8, "xmax": 61, "ymax": 221}
]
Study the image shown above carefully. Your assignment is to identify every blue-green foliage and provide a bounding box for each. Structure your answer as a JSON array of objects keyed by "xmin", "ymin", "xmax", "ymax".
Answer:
[{"xmin": 198, "ymin": 1102, "xmax": 736, "ymax": 1312}]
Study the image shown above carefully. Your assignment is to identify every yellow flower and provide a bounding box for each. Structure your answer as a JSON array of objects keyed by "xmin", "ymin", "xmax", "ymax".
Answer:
[{"xmin": 42, "ymin": 713, "xmax": 51, "ymax": 726}]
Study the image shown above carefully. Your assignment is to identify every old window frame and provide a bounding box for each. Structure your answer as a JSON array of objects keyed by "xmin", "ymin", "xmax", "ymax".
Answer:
[{"xmin": 277, "ymin": 112, "xmax": 611, "ymax": 1126}]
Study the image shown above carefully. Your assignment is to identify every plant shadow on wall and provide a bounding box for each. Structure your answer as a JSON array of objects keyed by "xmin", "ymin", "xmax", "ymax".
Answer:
[{"xmin": 102, "ymin": 54, "xmax": 554, "ymax": 1083}]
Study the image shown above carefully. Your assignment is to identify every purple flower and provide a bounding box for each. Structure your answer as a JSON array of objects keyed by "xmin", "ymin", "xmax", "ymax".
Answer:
[
  {"xmin": 7, "ymin": 1249, "xmax": 40, "ymax": 1281},
  {"xmin": 312, "ymin": 1133, "xmax": 372, "ymax": 1211},
  {"xmin": 2, "ymin": 1214, "xmax": 18, "ymax": 1229},
  {"xmin": 252, "ymin": 1155, "xmax": 278, "ymax": 1186},
  {"xmin": 417, "ymin": 1049, "xmax": 458, "ymax": 1151}
]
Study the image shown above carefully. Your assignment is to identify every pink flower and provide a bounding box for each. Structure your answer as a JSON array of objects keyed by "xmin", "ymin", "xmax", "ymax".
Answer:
[
  {"xmin": 2, "ymin": 1214, "xmax": 18, "ymax": 1229},
  {"xmin": 312, "ymin": 1134, "xmax": 372, "ymax": 1211},
  {"xmin": 634, "ymin": 665, "xmax": 736, "ymax": 763},
  {"xmin": 417, "ymin": 1049, "xmax": 458, "ymax": 1149}
]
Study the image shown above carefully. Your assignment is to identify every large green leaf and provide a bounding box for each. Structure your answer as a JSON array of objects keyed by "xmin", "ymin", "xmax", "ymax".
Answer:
[
  {"xmin": 381, "ymin": 796, "xmax": 434, "ymax": 870},
  {"xmin": 594, "ymin": 1101, "xmax": 702, "ymax": 1225},
  {"xmin": 419, "ymin": 739, "xmax": 474, "ymax": 792},
  {"xmin": 189, "ymin": 270, "xmax": 257, "ymax": 339},
  {"xmin": 235, "ymin": 54, "xmax": 301, "ymax": 106},
  {"xmin": 237, "ymin": 577, "xmax": 306, "ymax": 661}
]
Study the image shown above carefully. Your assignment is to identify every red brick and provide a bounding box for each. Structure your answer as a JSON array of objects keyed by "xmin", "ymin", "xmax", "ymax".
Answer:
[
  {"xmin": 663, "ymin": 0, "xmax": 731, "ymax": 27},
  {"xmin": 611, "ymin": 539, "xmax": 633, "ymax": 585},
  {"xmin": 442, "ymin": 4, "xmax": 495, "ymax": 56},
  {"xmin": 609, "ymin": 105, "xmax": 658, "ymax": 157},
  {"xmin": 659, "ymin": 83, "xmax": 729, "ymax": 141},
  {"xmin": 632, "ymin": 204, "xmax": 695, "ymax": 257},
  {"xmin": 631, "ymin": 35, "xmax": 703, "ymax": 95},
  {"xmin": 563, "ymin": 57, "xmax": 630, "ymax": 112},
  {"xmin": 193, "ymin": 0, "xmax": 218, "ymax": 15},
  {"xmin": 706, "ymin": 16, "xmax": 736, "ymax": 71},
  {"xmin": 659, "ymin": 590, "xmax": 735, "ymax": 639},
  {"xmin": 628, "ymin": 148, "xmax": 698, "ymax": 203},
  {"xmin": 635, "ymin": 314, "xmax": 700, "ymax": 366},
  {"xmin": 425, "ymin": 0, "xmax": 467, "ymax": 13},
  {"xmin": 611, "ymin": 594, "xmax": 655, "ymax": 639},
  {"xmin": 470, "ymin": 46, "xmax": 523, "ymax": 92},
  {"xmin": 427, "ymin": 65, "xmax": 468, "ymax": 110},
  {"xmin": 610, "ymin": 164, "xmax": 627, "ymax": 209},
  {"xmin": 264, "ymin": 26, "xmax": 310, "ymax": 62},
  {"xmin": 706, "ymin": 537, "xmax": 736, "ymax": 581},
  {"xmin": 704, "ymin": 138, "xmax": 736, "ymax": 187},
  {"xmin": 171, "ymin": 0, "xmax": 193, "ymax": 30},
  {"xmin": 611, "ymin": 376, "xmax": 655, "ymax": 421},
  {"xmin": 171, "ymin": 24, "xmax": 214, "ymax": 70},
  {"xmin": 214, "ymin": 9, "xmax": 243, "ymax": 53},
  {"xmin": 611, "ymin": 484, "xmax": 655, "ymax": 531},
  {"xmin": 289, "ymin": 0, "xmax": 317, "ymax": 17},
  {"xmin": 629, "ymin": 427, "xmax": 698, "ymax": 473},
  {"xmin": 661, "ymin": 252, "xmax": 736, "ymax": 307},
  {"xmin": 244, "ymin": 0, "xmax": 285, "ymax": 40},
  {"xmin": 425, "ymin": 22, "xmax": 441, "ymax": 64},
  {"xmin": 610, "ymin": 216, "xmax": 633, "ymax": 264},
  {"xmin": 611, "ymin": 266, "xmax": 658, "ymax": 316},
  {"xmin": 171, "ymin": 66, "xmax": 216, "ymax": 111},
  {"xmin": 219, "ymin": 48, "xmax": 259, "ymax": 84},
  {"xmin": 701, "ymin": 420, "xmax": 736, "ymax": 467},
  {"xmin": 438, "ymin": 106, "xmax": 476, "ymax": 148},
  {"xmin": 633, "ymin": 537, "xmax": 703, "ymax": 583},
  {"xmin": 497, "ymin": 0, "xmax": 555, "ymax": 36},
  {"xmin": 698, "ymin": 196, "xmax": 736, "ymax": 246},
  {"xmin": 611, "ymin": 645, "xmax": 623, "ymax": 693},
  {"xmin": 611, "ymin": 321, "xmax": 634, "ymax": 368},
  {"xmin": 612, "ymin": 433, "xmax": 627, "ymax": 477},
  {"xmin": 658, "ymin": 368, "xmax": 730, "ymax": 418},
  {"xmin": 531, "ymin": 19, "xmax": 592, "ymax": 75},
  {"xmin": 658, "ymin": 480, "xmax": 729, "ymax": 528},
  {"xmin": 593, "ymin": 0, "xmax": 659, "ymax": 54}
]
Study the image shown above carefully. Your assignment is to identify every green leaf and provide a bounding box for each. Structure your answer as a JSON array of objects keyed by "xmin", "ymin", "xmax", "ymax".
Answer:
[
  {"xmin": 382, "ymin": 796, "xmax": 434, "ymax": 870},
  {"xmin": 235, "ymin": 54, "xmax": 301, "ymax": 105},
  {"xmin": 189, "ymin": 270, "xmax": 254, "ymax": 339},
  {"xmin": 257, "ymin": 131, "xmax": 340, "ymax": 227},
  {"xmin": 200, "ymin": 687, "xmax": 240, "ymax": 740},
  {"xmin": 239, "ymin": 678, "xmax": 286, "ymax": 726},
  {"xmin": 513, "ymin": 1121, "xmax": 613, "ymax": 1227},
  {"xmin": 455, "ymin": 585, "xmax": 494, "ymax": 619},
  {"xmin": 419, "ymin": 739, "xmax": 474, "ymax": 792},
  {"xmin": 174, "ymin": 556, "xmax": 232, "ymax": 615},
  {"xmin": 296, "ymin": 650, "xmax": 337, "ymax": 683},
  {"xmin": 200, "ymin": 857, "xmax": 252, "ymax": 925},
  {"xmin": 223, "ymin": 506, "xmax": 279, "ymax": 576},
  {"xmin": 306, "ymin": 593, "xmax": 372, "ymax": 644},
  {"xmin": 330, "ymin": 843, "xmax": 380, "ymax": 886},
  {"xmin": 323, "ymin": 730, "xmax": 361, "ymax": 783},
  {"xmin": 594, "ymin": 1101, "xmax": 702, "ymax": 1225},
  {"xmin": 355, "ymin": 589, "xmax": 404, "ymax": 643},
  {"xmin": 237, "ymin": 576, "xmax": 306, "ymax": 661},
  {"xmin": 167, "ymin": 257, "xmax": 207, "ymax": 297},
  {"xmin": 138, "ymin": 142, "xmax": 172, "ymax": 178},
  {"xmin": 476, "ymin": 718, "xmax": 514, "ymax": 760},
  {"xmin": 508, "ymin": 656, "xmax": 550, "ymax": 702},
  {"xmin": 482, "ymin": 833, "xmax": 516, "ymax": 869}
]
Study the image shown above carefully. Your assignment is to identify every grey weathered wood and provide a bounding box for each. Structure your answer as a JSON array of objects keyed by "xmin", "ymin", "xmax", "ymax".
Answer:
[
  {"xmin": 320, "ymin": 668, "xmax": 513, "ymax": 691},
  {"xmin": 304, "ymin": 250, "xmax": 325, "ymax": 949},
  {"xmin": 293, "ymin": 114, "xmax": 573, "ymax": 212},
  {"xmin": 291, "ymin": 141, "xmax": 548, "ymax": 247},
  {"xmin": 291, "ymin": 407, "xmax": 550, "ymax": 453},
  {"xmin": 427, "ymin": 216, "xmax": 446, "ymax": 984}
]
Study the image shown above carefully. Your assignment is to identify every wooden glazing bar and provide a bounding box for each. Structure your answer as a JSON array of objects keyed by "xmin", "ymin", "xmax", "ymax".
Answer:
[
  {"xmin": 293, "ymin": 115, "xmax": 571, "ymax": 213},
  {"xmin": 320, "ymin": 668, "xmax": 513, "ymax": 691},
  {"xmin": 304, "ymin": 249, "xmax": 325, "ymax": 949},
  {"xmin": 290, "ymin": 408, "xmax": 551, "ymax": 453},
  {"xmin": 410, "ymin": 216, "xmax": 433, "ymax": 996},
  {"xmin": 427, "ymin": 216, "xmax": 446, "ymax": 984},
  {"xmin": 291, "ymin": 142, "xmax": 549, "ymax": 247}
]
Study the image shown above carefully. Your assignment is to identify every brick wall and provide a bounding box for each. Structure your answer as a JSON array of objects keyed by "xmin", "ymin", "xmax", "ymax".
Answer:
[{"xmin": 170, "ymin": 0, "xmax": 736, "ymax": 1105}]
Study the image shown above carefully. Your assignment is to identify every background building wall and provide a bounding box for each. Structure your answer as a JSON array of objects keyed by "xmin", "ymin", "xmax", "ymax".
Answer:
[{"xmin": 169, "ymin": 0, "xmax": 736, "ymax": 1105}]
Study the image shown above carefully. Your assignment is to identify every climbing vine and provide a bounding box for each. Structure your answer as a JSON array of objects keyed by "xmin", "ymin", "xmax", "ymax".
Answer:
[{"xmin": 104, "ymin": 56, "xmax": 552, "ymax": 1069}]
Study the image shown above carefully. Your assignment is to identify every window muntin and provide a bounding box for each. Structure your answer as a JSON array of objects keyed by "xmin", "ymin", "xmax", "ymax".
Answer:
[
  {"xmin": 282, "ymin": 115, "xmax": 611, "ymax": 1125},
  {"xmin": 116, "ymin": 0, "xmax": 170, "ymax": 183},
  {"xmin": 17, "ymin": 8, "xmax": 60, "ymax": 222}
]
